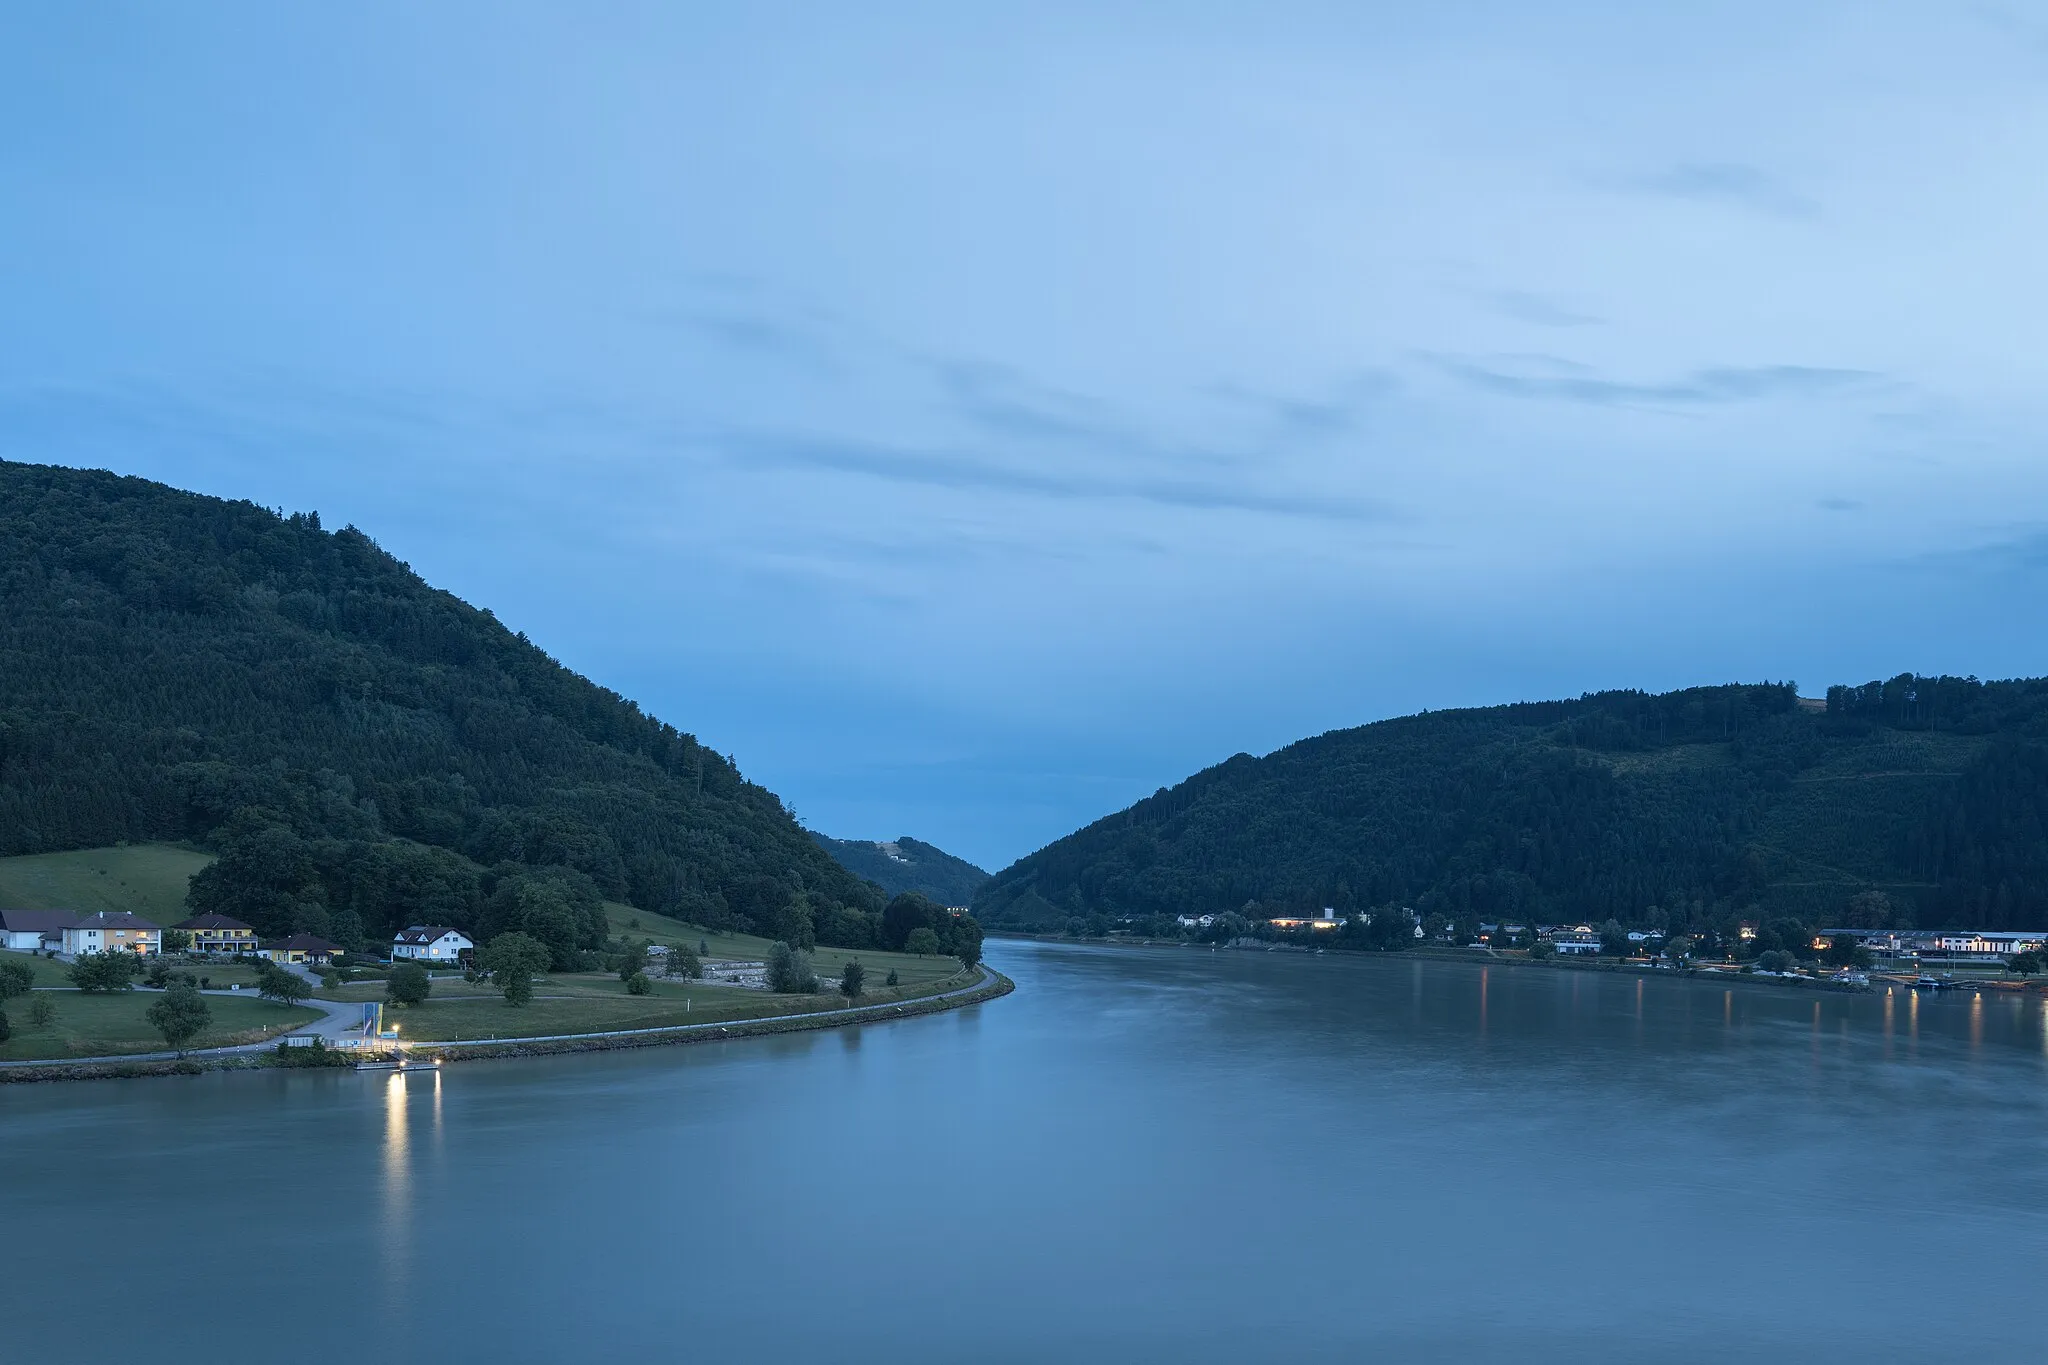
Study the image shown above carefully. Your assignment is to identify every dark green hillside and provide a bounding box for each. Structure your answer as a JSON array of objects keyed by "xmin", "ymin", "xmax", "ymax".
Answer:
[
  {"xmin": 976, "ymin": 678, "xmax": 2048, "ymax": 934},
  {"xmin": 0, "ymin": 459, "xmax": 891, "ymax": 959},
  {"xmin": 810, "ymin": 832, "xmax": 989, "ymax": 905}
]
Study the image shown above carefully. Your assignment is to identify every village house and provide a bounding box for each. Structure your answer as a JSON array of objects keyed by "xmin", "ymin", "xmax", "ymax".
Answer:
[
  {"xmin": 0, "ymin": 908, "xmax": 76, "ymax": 953},
  {"xmin": 261, "ymin": 934, "xmax": 343, "ymax": 966},
  {"xmin": 60, "ymin": 911, "xmax": 161, "ymax": 956},
  {"xmin": 391, "ymin": 925, "xmax": 474, "ymax": 963},
  {"xmin": 174, "ymin": 912, "xmax": 259, "ymax": 955},
  {"xmin": 1549, "ymin": 932, "xmax": 1601, "ymax": 956}
]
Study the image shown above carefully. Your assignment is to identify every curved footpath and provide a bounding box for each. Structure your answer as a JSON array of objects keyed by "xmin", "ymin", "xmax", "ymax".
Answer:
[{"xmin": 0, "ymin": 967, "xmax": 1013, "ymax": 1082}]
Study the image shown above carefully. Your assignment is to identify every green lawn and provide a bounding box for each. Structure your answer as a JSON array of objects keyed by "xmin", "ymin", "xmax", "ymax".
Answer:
[
  {"xmin": 603, "ymin": 902, "xmax": 971, "ymax": 990},
  {"xmin": 0, "ymin": 844, "xmax": 213, "ymax": 923},
  {"xmin": 376, "ymin": 971, "xmax": 975, "ymax": 1043},
  {"xmin": 1, "ymin": 951, "xmax": 268, "ymax": 991},
  {"xmin": 0, "ymin": 989, "xmax": 320, "ymax": 1061}
]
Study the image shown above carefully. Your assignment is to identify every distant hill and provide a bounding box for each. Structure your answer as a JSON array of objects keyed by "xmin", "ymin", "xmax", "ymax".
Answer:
[
  {"xmin": 975, "ymin": 679, "xmax": 2048, "ymax": 934},
  {"xmin": 0, "ymin": 459, "xmax": 894, "ymax": 961},
  {"xmin": 810, "ymin": 833, "xmax": 989, "ymax": 905}
]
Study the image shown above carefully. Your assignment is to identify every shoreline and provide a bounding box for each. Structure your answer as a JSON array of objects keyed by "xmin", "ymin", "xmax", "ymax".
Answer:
[
  {"xmin": 992, "ymin": 931, "xmax": 2048, "ymax": 997},
  {"xmin": 0, "ymin": 968, "xmax": 1014, "ymax": 1084}
]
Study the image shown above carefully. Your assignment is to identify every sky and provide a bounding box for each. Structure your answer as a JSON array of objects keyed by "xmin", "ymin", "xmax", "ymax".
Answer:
[{"xmin": 4, "ymin": 2, "xmax": 2048, "ymax": 870}]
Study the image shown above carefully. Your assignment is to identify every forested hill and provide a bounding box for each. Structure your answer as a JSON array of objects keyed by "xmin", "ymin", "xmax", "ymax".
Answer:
[
  {"xmin": 975, "ymin": 679, "xmax": 2048, "ymax": 935},
  {"xmin": 809, "ymin": 832, "xmax": 989, "ymax": 905},
  {"xmin": 0, "ymin": 459, "xmax": 894, "ymax": 962}
]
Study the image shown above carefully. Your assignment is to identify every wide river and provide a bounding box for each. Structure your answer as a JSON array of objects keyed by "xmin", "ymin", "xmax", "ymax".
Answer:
[{"xmin": 7, "ymin": 941, "xmax": 2047, "ymax": 1362}]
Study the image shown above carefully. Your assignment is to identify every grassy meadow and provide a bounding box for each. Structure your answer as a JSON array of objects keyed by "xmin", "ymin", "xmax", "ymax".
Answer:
[{"xmin": 0, "ymin": 843, "xmax": 212, "ymax": 923}]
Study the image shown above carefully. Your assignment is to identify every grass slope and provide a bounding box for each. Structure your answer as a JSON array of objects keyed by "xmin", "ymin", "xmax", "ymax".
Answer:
[
  {"xmin": 0, "ymin": 844, "xmax": 212, "ymax": 923},
  {"xmin": 809, "ymin": 832, "xmax": 990, "ymax": 904}
]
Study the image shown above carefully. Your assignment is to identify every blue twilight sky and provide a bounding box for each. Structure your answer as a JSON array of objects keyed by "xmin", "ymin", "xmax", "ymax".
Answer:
[{"xmin": 4, "ymin": 3, "xmax": 2047, "ymax": 870}]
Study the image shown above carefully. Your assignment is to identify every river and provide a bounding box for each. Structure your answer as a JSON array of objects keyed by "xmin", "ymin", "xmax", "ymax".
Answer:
[{"xmin": 5, "ymin": 940, "xmax": 2046, "ymax": 1363}]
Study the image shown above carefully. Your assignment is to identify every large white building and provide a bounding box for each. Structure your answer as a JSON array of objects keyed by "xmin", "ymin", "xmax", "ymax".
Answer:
[
  {"xmin": 59, "ymin": 911, "xmax": 161, "ymax": 956},
  {"xmin": 391, "ymin": 925, "xmax": 474, "ymax": 963}
]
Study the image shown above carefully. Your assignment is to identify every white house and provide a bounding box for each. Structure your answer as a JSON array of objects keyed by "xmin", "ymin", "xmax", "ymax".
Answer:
[
  {"xmin": 392, "ymin": 925, "xmax": 474, "ymax": 963},
  {"xmin": 1552, "ymin": 935, "xmax": 1602, "ymax": 956}
]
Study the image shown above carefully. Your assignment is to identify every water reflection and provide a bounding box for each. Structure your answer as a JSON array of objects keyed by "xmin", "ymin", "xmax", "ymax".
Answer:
[{"xmin": 382, "ymin": 1072, "xmax": 413, "ymax": 1309}]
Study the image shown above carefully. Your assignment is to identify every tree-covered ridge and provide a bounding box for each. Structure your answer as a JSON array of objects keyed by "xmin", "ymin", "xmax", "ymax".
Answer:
[
  {"xmin": 975, "ymin": 678, "xmax": 2048, "ymax": 935},
  {"xmin": 808, "ymin": 832, "xmax": 990, "ymax": 905},
  {"xmin": 0, "ymin": 459, "xmax": 898, "ymax": 958}
]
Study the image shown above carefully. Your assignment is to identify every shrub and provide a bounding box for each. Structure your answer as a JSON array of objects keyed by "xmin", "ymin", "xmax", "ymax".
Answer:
[
  {"xmin": 0, "ymin": 960, "xmax": 36, "ymax": 1001},
  {"xmin": 0, "ymin": 1008, "xmax": 10, "ymax": 1042},
  {"xmin": 839, "ymin": 959, "xmax": 864, "ymax": 1000},
  {"xmin": 904, "ymin": 927, "xmax": 941, "ymax": 956},
  {"xmin": 765, "ymin": 941, "xmax": 818, "ymax": 994},
  {"xmin": 625, "ymin": 971, "xmax": 653, "ymax": 996},
  {"xmin": 25, "ymin": 995, "xmax": 57, "ymax": 1029},
  {"xmin": 69, "ymin": 952, "xmax": 137, "ymax": 993},
  {"xmin": 885, "ymin": 968, "xmax": 899, "ymax": 987},
  {"xmin": 386, "ymin": 962, "xmax": 431, "ymax": 1007}
]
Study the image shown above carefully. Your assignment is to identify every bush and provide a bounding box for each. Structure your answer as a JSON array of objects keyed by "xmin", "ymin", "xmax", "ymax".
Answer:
[
  {"xmin": 69, "ymin": 952, "xmax": 137, "ymax": 993},
  {"xmin": 386, "ymin": 962, "xmax": 431, "ymax": 1007},
  {"xmin": 904, "ymin": 927, "xmax": 941, "ymax": 956},
  {"xmin": 765, "ymin": 941, "xmax": 818, "ymax": 994},
  {"xmin": 1528, "ymin": 939, "xmax": 1557, "ymax": 960},
  {"xmin": 1758, "ymin": 949, "xmax": 1794, "ymax": 973},
  {"xmin": 25, "ymin": 995, "xmax": 56, "ymax": 1029},
  {"xmin": 0, "ymin": 960, "xmax": 34, "ymax": 1001},
  {"xmin": 0, "ymin": 1008, "xmax": 10, "ymax": 1042},
  {"xmin": 839, "ymin": 958, "xmax": 864, "ymax": 1000},
  {"xmin": 625, "ymin": 971, "xmax": 653, "ymax": 996},
  {"xmin": 885, "ymin": 968, "xmax": 899, "ymax": 987}
]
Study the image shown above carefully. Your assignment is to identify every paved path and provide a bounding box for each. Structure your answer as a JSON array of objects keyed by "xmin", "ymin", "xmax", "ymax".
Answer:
[{"xmin": 0, "ymin": 969, "xmax": 1002, "ymax": 1069}]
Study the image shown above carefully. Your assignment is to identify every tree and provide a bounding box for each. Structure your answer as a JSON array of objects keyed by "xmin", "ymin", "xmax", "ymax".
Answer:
[
  {"xmin": 1825, "ymin": 933, "xmax": 1872, "ymax": 969},
  {"xmin": 885, "ymin": 968, "xmax": 899, "ymax": 987},
  {"xmin": 950, "ymin": 916, "xmax": 984, "ymax": 969},
  {"xmin": 386, "ymin": 961, "xmax": 431, "ymax": 1007},
  {"xmin": 25, "ymin": 995, "xmax": 56, "ymax": 1030},
  {"xmin": 881, "ymin": 892, "xmax": 943, "ymax": 952},
  {"xmin": 666, "ymin": 943, "xmax": 702, "ymax": 979},
  {"xmin": 145, "ymin": 956, "xmax": 174, "ymax": 988},
  {"xmin": 1599, "ymin": 920, "xmax": 1631, "ymax": 957},
  {"xmin": 839, "ymin": 958, "xmax": 865, "ymax": 1001},
  {"xmin": 2007, "ymin": 950, "xmax": 2042, "ymax": 977},
  {"xmin": 765, "ymin": 941, "xmax": 818, "ymax": 994},
  {"xmin": 146, "ymin": 980, "xmax": 211, "ymax": 1054},
  {"xmin": 1528, "ymin": 938, "xmax": 1557, "ymax": 960},
  {"xmin": 1757, "ymin": 949, "xmax": 1794, "ymax": 973},
  {"xmin": 622, "ymin": 971, "xmax": 652, "ymax": 995},
  {"xmin": 1665, "ymin": 935, "xmax": 1692, "ymax": 964},
  {"xmin": 255, "ymin": 959, "xmax": 312, "ymax": 1007},
  {"xmin": 904, "ymin": 927, "xmax": 941, "ymax": 956},
  {"xmin": 481, "ymin": 932, "xmax": 552, "ymax": 1007},
  {"xmin": 69, "ymin": 952, "xmax": 137, "ymax": 993},
  {"xmin": 162, "ymin": 928, "xmax": 193, "ymax": 954},
  {"xmin": 0, "ymin": 1009, "xmax": 9, "ymax": 1043},
  {"xmin": 0, "ymin": 960, "xmax": 34, "ymax": 1001},
  {"xmin": 616, "ymin": 940, "xmax": 649, "ymax": 982}
]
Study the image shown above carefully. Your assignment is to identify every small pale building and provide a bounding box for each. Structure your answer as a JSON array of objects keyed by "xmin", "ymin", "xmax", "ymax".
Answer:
[{"xmin": 0, "ymin": 909, "xmax": 76, "ymax": 953}]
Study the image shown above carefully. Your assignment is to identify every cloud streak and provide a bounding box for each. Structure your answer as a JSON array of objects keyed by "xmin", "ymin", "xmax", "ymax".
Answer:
[
  {"xmin": 1608, "ymin": 161, "xmax": 1818, "ymax": 218},
  {"xmin": 1434, "ymin": 358, "xmax": 1881, "ymax": 407}
]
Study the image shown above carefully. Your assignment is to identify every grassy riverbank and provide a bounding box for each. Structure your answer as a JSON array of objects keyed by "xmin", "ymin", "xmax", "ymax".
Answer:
[{"xmin": 0, "ymin": 990, "xmax": 320, "ymax": 1061}]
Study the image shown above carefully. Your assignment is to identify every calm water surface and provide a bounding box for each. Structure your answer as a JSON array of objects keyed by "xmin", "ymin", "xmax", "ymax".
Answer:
[{"xmin": 6, "ymin": 941, "xmax": 2047, "ymax": 1363}]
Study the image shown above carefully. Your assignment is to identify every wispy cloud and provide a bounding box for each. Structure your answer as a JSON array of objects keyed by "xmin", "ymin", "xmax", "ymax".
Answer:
[
  {"xmin": 1483, "ymin": 290, "xmax": 1601, "ymax": 328},
  {"xmin": 725, "ymin": 431, "xmax": 1399, "ymax": 524},
  {"xmin": 1608, "ymin": 161, "xmax": 1818, "ymax": 218},
  {"xmin": 1817, "ymin": 497, "xmax": 1862, "ymax": 512},
  {"xmin": 1433, "ymin": 357, "xmax": 1880, "ymax": 407}
]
